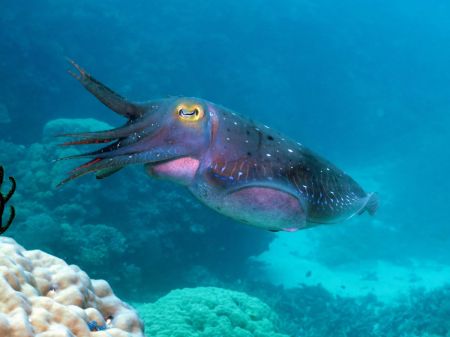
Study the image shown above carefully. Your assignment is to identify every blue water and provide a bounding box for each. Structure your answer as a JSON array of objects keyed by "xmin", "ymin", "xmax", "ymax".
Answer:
[{"xmin": 1, "ymin": 1, "xmax": 450, "ymax": 335}]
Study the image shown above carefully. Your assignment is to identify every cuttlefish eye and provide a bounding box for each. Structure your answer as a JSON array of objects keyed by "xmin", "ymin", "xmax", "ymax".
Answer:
[{"xmin": 176, "ymin": 104, "xmax": 204, "ymax": 122}]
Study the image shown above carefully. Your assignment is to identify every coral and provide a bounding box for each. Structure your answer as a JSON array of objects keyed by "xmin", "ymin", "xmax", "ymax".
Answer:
[
  {"xmin": 0, "ymin": 237, "xmax": 143, "ymax": 337},
  {"xmin": 0, "ymin": 166, "xmax": 16, "ymax": 235},
  {"xmin": 59, "ymin": 223, "xmax": 128, "ymax": 272},
  {"xmin": 233, "ymin": 280, "xmax": 450, "ymax": 337},
  {"xmin": 134, "ymin": 287, "xmax": 288, "ymax": 337},
  {"xmin": 381, "ymin": 286, "xmax": 450, "ymax": 337}
]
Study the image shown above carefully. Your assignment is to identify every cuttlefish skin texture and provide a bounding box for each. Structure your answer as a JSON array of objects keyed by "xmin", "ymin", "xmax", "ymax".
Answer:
[{"xmin": 60, "ymin": 61, "xmax": 378, "ymax": 232}]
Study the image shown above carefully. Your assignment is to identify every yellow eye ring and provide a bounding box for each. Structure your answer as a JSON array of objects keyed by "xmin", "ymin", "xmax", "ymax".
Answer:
[{"xmin": 176, "ymin": 104, "xmax": 204, "ymax": 122}]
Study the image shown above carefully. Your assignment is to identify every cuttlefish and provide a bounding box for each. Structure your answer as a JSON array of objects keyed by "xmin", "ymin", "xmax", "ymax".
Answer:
[{"xmin": 59, "ymin": 60, "xmax": 378, "ymax": 232}]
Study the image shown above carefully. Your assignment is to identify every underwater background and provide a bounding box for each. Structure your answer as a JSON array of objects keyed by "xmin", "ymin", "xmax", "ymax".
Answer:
[{"xmin": 1, "ymin": 0, "xmax": 450, "ymax": 336}]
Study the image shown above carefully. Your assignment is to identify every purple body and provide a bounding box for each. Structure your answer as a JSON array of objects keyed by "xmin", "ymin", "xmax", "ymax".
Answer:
[{"xmin": 59, "ymin": 61, "xmax": 378, "ymax": 232}]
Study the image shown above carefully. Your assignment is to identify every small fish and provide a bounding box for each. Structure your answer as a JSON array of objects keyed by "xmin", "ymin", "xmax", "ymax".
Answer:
[{"xmin": 58, "ymin": 60, "xmax": 378, "ymax": 232}]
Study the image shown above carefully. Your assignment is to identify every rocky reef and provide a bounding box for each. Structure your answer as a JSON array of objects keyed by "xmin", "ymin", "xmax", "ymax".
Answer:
[
  {"xmin": 3, "ymin": 235, "xmax": 450, "ymax": 337},
  {"xmin": 0, "ymin": 237, "xmax": 290, "ymax": 337},
  {"xmin": 235, "ymin": 280, "xmax": 450, "ymax": 337}
]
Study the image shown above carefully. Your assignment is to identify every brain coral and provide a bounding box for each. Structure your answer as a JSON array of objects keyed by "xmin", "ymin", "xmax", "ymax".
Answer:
[
  {"xmin": 0, "ymin": 237, "xmax": 144, "ymax": 337},
  {"xmin": 135, "ymin": 287, "xmax": 288, "ymax": 337}
]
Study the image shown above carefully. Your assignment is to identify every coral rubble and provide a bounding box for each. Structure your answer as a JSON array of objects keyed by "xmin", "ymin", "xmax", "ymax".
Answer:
[{"xmin": 0, "ymin": 237, "xmax": 144, "ymax": 337}]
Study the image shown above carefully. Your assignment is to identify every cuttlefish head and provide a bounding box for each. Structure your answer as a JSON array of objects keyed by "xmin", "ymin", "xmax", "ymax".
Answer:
[{"xmin": 58, "ymin": 61, "xmax": 214, "ymax": 186}]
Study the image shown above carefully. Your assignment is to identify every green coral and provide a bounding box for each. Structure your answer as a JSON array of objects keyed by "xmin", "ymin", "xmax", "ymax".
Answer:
[{"xmin": 135, "ymin": 287, "xmax": 288, "ymax": 337}]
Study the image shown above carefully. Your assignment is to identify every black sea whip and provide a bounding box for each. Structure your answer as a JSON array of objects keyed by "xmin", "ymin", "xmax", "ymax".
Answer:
[{"xmin": 0, "ymin": 166, "xmax": 16, "ymax": 235}]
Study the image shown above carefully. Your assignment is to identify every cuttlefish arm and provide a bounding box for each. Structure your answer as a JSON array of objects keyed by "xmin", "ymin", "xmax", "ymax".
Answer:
[
  {"xmin": 57, "ymin": 146, "xmax": 183, "ymax": 186},
  {"xmin": 57, "ymin": 61, "xmax": 175, "ymax": 186},
  {"xmin": 61, "ymin": 59, "xmax": 152, "ymax": 146},
  {"xmin": 67, "ymin": 59, "xmax": 146, "ymax": 119}
]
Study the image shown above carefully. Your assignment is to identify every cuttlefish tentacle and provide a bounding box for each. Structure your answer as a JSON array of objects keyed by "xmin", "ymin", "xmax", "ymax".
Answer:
[
  {"xmin": 57, "ymin": 146, "xmax": 182, "ymax": 187},
  {"xmin": 57, "ymin": 121, "xmax": 147, "ymax": 146},
  {"xmin": 57, "ymin": 125, "xmax": 133, "ymax": 145},
  {"xmin": 57, "ymin": 140, "xmax": 124, "ymax": 161},
  {"xmin": 67, "ymin": 58, "xmax": 146, "ymax": 119},
  {"xmin": 58, "ymin": 135, "xmax": 144, "ymax": 161},
  {"xmin": 59, "ymin": 125, "xmax": 169, "ymax": 162}
]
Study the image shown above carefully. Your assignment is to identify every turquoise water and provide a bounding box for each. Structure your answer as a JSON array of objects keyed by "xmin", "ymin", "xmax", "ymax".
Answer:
[{"xmin": 1, "ymin": 1, "xmax": 450, "ymax": 335}]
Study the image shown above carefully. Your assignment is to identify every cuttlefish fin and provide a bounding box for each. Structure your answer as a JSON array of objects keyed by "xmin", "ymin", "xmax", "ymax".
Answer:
[
  {"xmin": 95, "ymin": 167, "xmax": 124, "ymax": 179},
  {"xmin": 67, "ymin": 58, "xmax": 145, "ymax": 119},
  {"xmin": 357, "ymin": 192, "xmax": 379, "ymax": 216}
]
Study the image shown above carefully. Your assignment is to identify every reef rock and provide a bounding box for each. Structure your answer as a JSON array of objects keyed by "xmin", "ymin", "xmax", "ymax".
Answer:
[
  {"xmin": 135, "ymin": 286, "xmax": 288, "ymax": 337},
  {"xmin": 0, "ymin": 237, "xmax": 144, "ymax": 337}
]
